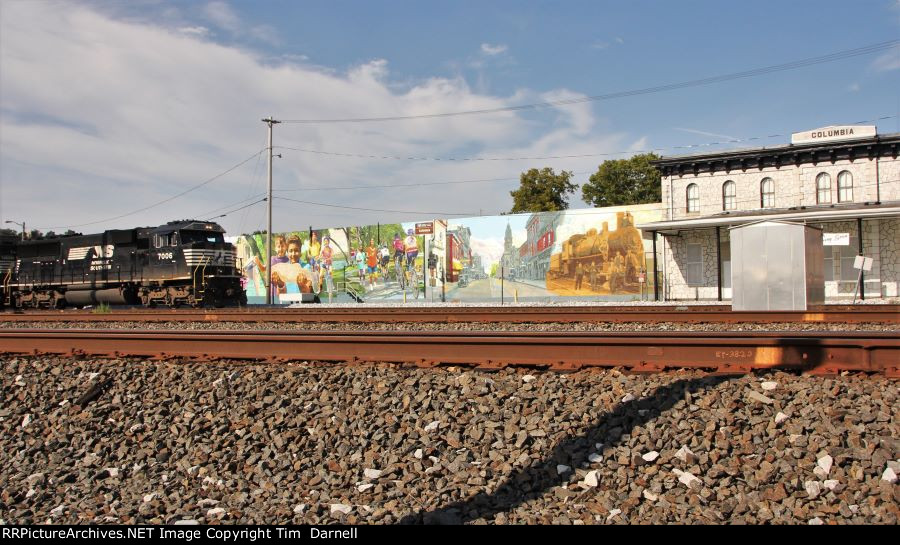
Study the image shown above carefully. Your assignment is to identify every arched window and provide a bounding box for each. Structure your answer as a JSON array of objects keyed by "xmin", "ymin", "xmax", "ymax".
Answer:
[
  {"xmin": 760, "ymin": 178, "xmax": 774, "ymax": 208},
  {"xmin": 686, "ymin": 184, "xmax": 699, "ymax": 213},
  {"xmin": 816, "ymin": 173, "xmax": 831, "ymax": 204},
  {"xmin": 837, "ymin": 171, "xmax": 853, "ymax": 203},
  {"xmin": 722, "ymin": 180, "xmax": 736, "ymax": 211}
]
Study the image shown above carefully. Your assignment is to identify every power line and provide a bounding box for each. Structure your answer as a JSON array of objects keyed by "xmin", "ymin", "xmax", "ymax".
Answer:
[
  {"xmin": 236, "ymin": 139, "xmax": 267, "ymax": 237},
  {"xmin": 197, "ymin": 193, "xmax": 266, "ymax": 217},
  {"xmin": 272, "ymin": 114, "xmax": 896, "ymax": 163},
  {"xmin": 273, "ymin": 174, "xmax": 545, "ymax": 193},
  {"xmin": 37, "ymin": 149, "xmax": 267, "ymax": 230},
  {"xmin": 275, "ymin": 196, "xmax": 480, "ymax": 217},
  {"xmin": 274, "ymin": 145, "xmax": 646, "ymax": 161},
  {"xmin": 204, "ymin": 198, "xmax": 268, "ymax": 222},
  {"xmin": 280, "ymin": 41, "xmax": 899, "ymax": 124},
  {"xmin": 275, "ymin": 174, "xmax": 524, "ymax": 191}
]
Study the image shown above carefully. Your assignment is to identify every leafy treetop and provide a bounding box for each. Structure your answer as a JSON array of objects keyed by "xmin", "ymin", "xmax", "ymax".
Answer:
[{"xmin": 509, "ymin": 168, "xmax": 578, "ymax": 214}]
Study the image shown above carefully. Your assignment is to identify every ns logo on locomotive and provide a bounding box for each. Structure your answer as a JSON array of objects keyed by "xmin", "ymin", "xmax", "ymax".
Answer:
[{"xmin": 0, "ymin": 220, "xmax": 247, "ymax": 309}]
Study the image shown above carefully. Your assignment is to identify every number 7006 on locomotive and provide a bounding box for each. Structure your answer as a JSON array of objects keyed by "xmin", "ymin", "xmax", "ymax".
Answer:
[{"xmin": 2, "ymin": 220, "xmax": 247, "ymax": 309}]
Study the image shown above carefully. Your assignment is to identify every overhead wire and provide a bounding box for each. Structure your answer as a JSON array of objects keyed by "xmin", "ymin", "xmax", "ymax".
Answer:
[
  {"xmin": 280, "ymin": 41, "xmax": 899, "ymax": 124},
  {"xmin": 272, "ymin": 174, "xmax": 564, "ymax": 192},
  {"xmin": 257, "ymin": 115, "xmax": 898, "ymax": 221},
  {"xmin": 273, "ymin": 115, "xmax": 896, "ymax": 163},
  {"xmin": 203, "ymin": 197, "xmax": 268, "ymax": 222},
  {"xmin": 275, "ymin": 196, "xmax": 481, "ymax": 217},
  {"xmin": 36, "ymin": 149, "xmax": 267, "ymax": 230},
  {"xmin": 196, "ymin": 192, "xmax": 266, "ymax": 217},
  {"xmin": 238, "ymin": 140, "xmax": 269, "ymax": 237}
]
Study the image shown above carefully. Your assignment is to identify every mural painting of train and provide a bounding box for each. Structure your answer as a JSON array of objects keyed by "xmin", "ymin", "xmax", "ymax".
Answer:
[
  {"xmin": 548, "ymin": 211, "xmax": 644, "ymax": 292},
  {"xmin": 1, "ymin": 220, "xmax": 246, "ymax": 309}
]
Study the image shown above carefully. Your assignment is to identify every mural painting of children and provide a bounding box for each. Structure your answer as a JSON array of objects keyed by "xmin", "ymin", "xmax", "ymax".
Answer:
[
  {"xmin": 366, "ymin": 238, "xmax": 378, "ymax": 290},
  {"xmin": 318, "ymin": 237, "xmax": 334, "ymax": 295},
  {"xmin": 271, "ymin": 237, "xmax": 315, "ymax": 295},
  {"xmin": 253, "ymin": 235, "xmax": 289, "ymax": 297}
]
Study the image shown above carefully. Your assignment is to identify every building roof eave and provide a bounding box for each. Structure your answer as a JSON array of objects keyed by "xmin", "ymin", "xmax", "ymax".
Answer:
[
  {"xmin": 636, "ymin": 204, "xmax": 900, "ymax": 232},
  {"xmin": 652, "ymin": 132, "xmax": 900, "ymax": 168}
]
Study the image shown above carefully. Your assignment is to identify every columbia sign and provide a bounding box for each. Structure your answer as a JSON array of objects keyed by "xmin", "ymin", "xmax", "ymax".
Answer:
[{"xmin": 791, "ymin": 125, "xmax": 875, "ymax": 145}]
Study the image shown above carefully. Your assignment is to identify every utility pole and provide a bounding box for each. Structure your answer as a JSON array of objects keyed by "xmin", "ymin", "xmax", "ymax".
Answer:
[{"xmin": 262, "ymin": 116, "xmax": 281, "ymax": 305}]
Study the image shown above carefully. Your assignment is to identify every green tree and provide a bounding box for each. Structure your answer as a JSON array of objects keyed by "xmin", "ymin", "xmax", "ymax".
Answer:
[
  {"xmin": 582, "ymin": 153, "xmax": 661, "ymax": 207},
  {"xmin": 489, "ymin": 263, "xmax": 499, "ymax": 278},
  {"xmin": 509, "ymin": 168, "xmax": 578, "ymax": 214}
]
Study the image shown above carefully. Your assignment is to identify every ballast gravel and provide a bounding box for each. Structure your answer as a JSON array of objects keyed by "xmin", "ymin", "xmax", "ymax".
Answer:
[{"xmin": 1, "ymin": 356, "xmax": 897, "ymax": 525}]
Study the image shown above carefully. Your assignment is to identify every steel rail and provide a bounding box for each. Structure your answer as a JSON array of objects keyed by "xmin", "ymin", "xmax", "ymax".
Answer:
[
  {"xmin": 0, "ymin": 329, "xmax": 896, "ymax": 376},
  {"xmin": 1, "ymin": 305, "xmax": 897, "ymax": 324}
]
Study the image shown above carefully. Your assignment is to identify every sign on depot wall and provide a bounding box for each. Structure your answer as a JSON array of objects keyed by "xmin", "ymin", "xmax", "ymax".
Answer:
[
  {"xmin": 823, "ymin": 233, "xmax": 850, "ymax": 246},
  {"xmin": 791, "ymin": 125, "xmax": 875, "ymax": 145}
]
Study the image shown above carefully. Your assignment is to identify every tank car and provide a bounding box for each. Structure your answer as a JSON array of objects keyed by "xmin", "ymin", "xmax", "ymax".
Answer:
[{"xmin": 5, "ymin": 220, "xmax": 246, "ymax": 309}]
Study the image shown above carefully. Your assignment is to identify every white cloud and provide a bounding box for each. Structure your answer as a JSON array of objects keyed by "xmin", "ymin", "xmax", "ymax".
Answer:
[
  {"xmin": 673, "ymin": 127, "xmax": 738, "ymax": 141},
  {"xmin": 0, "ymin": 2, "xmax": 631, "ymax": 236},
  {"xmin": 848, "ymin": 82, "xmax": 860, "ymax": 92},
  {"xmin": 468, "ymin": 237, "xmax": 504, "ymax": 267},
  {"xmin": 179, "ymin": 25, "xmax": 210, "ymax": 37},
  {"xmin": 628, "ymin": 136, "xmax": 650, "ymax": 152},
  {"xmin": 204, "ymin": 1, "xmax": 240, "ymax": 32},
  {"xmin": 871, "ymin": 44, "xmax": 900, "ymax": 72},
  {"xmin": 592, "ymin": 37, "xmax": 624, "ymax": 50},
  {"xmin": 203, "ymin": 1, "xmax": 280, "ymax": 46},
  {"xmin": 480, "ymin": 43, "xmax": 508, "ymax": 56}
]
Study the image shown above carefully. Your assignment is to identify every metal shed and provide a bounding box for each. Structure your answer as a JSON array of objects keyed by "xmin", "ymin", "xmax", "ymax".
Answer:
[{"xmin": 730, "ymin": 220, "xmax": 824, "ymax": 310}]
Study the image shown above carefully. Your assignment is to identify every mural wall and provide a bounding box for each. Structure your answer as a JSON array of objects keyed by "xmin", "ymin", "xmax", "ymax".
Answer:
[
  {"xmin": 233, "ymin": 203, "xmax": 663, "ymax": 304},
  {"xmin": 235, "ymin": 223, "xmax": 429, "ymax": 304},
  {"xmin": 445, "ymin": 204, "xmax": 662, "ymax": 302}
]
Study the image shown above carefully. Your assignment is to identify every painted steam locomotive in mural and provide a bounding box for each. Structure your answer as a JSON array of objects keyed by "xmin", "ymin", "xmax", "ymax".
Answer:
[{"xmin": 548, "ymin": 211, "xmax": 644, "ymax": 293}]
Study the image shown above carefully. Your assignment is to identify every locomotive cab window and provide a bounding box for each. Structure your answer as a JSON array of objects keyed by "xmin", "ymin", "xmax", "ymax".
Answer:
[
  {"xmin": 153, "ymin": 233, "xmax": 181, "ymax": 247},
  {"xmin": 180, "ymin": 231, "xmax": 224, "ymax": 244}
]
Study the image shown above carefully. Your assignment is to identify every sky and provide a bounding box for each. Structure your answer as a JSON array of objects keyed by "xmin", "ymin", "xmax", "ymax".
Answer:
[{"xmin": 1, "ymin": 0, "xmax": 898, "ymax": 237}]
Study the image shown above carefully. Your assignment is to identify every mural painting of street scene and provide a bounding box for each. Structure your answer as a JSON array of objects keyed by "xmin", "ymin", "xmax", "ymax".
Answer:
[
  {"xmin": 445, "ymin": 204, "xmax": 662, "ymax": 301},
  {"xmin": 235, "ymin": 223, "xmax": 428, "ymax": 304}
]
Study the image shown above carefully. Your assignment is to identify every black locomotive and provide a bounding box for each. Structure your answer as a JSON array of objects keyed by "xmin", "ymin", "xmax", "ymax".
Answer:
[{"xmin": 2, "ymin": 220, "xmax": 246, "ymax": 309}]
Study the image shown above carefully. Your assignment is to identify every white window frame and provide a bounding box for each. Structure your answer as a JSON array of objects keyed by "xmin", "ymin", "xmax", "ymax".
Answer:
[
  {"xmin": 723, "ymin": 181, "xmax": 736, "ymax": 211},
  {"xmin": 686, "ymin": 243, "xmax": 702, "ymax": 286},
  {"xmin": 838, "ymin": 241, "xmax": 859, "ymax": 282},
  {"xmin": 816, "ymin": 173, "xmax": 831, "ymax": 204},
  {"xmin": 686, "ymin": 184, "xmax": 699, "ymax": 213},
  {"xmin": 837, "ymin": 171, "xmax": 853, "ymax": 203},
  {"xmin": 760, "ymin": 178, "xmax": 774, "ymax": 208}
]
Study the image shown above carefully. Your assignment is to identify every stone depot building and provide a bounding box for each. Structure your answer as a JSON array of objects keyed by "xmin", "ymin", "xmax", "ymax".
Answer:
[{"xmin": 638, "ymin": 126, "xmax": 900, "ymax": 301}]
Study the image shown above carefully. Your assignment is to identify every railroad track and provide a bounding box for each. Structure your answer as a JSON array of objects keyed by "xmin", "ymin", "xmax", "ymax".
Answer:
[
  {"xmin": 1, "ymin": 329, "xmax": 896, "ymax": 377},
  {"xmin": 2, "ymin": 304, "xmax": 898, "ymax": 323}
]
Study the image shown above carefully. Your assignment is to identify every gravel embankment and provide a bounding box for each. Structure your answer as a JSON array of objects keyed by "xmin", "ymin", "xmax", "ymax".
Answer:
[
  {"xmin": 0, "ymin": 321, "xmax": 896, "ymax": 332},
  {"xmin": 1, "ymin": 357, "xmax": 897, "ymax": 525}
]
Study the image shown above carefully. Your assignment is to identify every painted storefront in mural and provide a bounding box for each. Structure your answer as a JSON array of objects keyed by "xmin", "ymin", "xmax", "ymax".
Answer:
[
  {"xmin": 234, "ymin": 223, "xmax": 429, "ymax": 304},
  {"xmin": 232, "ymin": 203, "xmax": 663, "ymax": 304}
]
